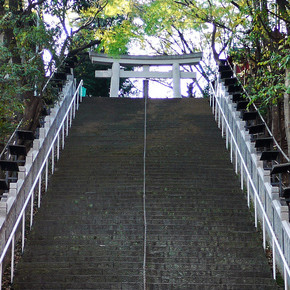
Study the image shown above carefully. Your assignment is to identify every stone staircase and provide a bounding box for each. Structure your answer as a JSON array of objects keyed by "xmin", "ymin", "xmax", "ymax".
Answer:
[{"xmin": 11, "ymin": 97, "xmax": 278, "ymax": 289}]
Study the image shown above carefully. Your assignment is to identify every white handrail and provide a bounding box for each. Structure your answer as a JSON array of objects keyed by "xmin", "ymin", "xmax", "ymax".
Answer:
[
  {"xmin": 210, "ymin": 80, "xmax": 290, "ymax": 289},
  {"xmin": 226, "ymin": 62, "xmax": 289, "ymax": 162},
  {"xmin": 0, "ymin": 79, "xmax": 83, "ymax": 289},
  {"xmin": 0, "ymin": 120, "xmax": 23, "ymax": 159}
]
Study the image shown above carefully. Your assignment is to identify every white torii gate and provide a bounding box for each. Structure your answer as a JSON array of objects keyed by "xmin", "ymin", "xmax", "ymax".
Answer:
[{"xmin": 89, "ymin": 52, "xmax": 202, "ymax": 98}]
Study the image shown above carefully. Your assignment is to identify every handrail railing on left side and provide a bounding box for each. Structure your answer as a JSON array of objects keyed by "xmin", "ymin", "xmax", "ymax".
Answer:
[
  {"xmin": 0, "ymin": 79, "xmax": 83, "ymax": 289},
  {"xmin": 0, "ymin": 121, "xmax": 23, "ymax": 160},
  {"xmin": 208, "ymin": 75, "xmax": 290, "ymax": 289}
]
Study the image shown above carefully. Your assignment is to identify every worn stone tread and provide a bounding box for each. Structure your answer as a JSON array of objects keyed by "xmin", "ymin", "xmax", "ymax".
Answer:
[{"xmin": 11, "ymin": 98, "xmax": 278, "ymax": 289}]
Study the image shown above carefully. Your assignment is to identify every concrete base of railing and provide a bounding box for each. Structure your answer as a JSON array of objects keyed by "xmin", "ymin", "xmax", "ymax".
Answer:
[
  {"xmin": 214, "ymin": 78, "xmax": 290, "ymax": 286},
  {"xmin": 0, "ymin": 74, "xmax": 79, "ymax": 253}
]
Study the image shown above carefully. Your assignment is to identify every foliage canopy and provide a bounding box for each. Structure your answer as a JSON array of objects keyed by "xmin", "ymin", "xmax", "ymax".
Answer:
[{"xmin": 0, "ymin": 0, "xmax": 289, "ymax": 150}]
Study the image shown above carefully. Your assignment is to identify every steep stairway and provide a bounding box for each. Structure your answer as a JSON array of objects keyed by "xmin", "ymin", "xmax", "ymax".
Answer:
[{"xmin": 11, "ymin": 97, "xmax": 278, "ymax": 289}]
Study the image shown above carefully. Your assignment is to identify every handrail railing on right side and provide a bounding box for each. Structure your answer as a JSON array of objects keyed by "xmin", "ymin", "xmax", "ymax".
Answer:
[
  {"xmin": 208, "ymin": 72, "xmax": 290, "ymax": 289},
  {"xmin": 227, "ymin": 62, "xmax": 289, "ymax": 163}
]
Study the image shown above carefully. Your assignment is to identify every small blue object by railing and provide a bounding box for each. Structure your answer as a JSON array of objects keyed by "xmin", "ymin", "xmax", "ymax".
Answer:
[{"xmin": 80, "ymin": 86, "xmax": 87, "ymax": 97}]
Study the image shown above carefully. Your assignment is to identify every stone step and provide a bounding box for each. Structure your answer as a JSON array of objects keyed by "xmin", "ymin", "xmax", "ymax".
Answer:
[
  {"xmin": 11, "ymin": 98, "xmax": 278, "ymax": 289},
  {"xmin": 15, "ymin": 259, "xmax": 271, "ymax": 273},
  {"xmin": 13, "ymin": 273, "xmax": 277, "ymax": 288},
  {"xmin": 15, "ymin": 269, "xmax": 275, "ymax": 283},
  {"xmin": 31, "ymin": 215, "xmax": 254, "ymax": 226},
  {"xmin": 12, "ymin": 282, "xmax": 276, "ymax": 290}
]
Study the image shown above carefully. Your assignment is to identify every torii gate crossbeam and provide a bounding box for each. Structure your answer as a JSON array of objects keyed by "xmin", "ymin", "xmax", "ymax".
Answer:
[{"xmin": 89, "ymin": 52, "xmax": 203, "ymax": 98}]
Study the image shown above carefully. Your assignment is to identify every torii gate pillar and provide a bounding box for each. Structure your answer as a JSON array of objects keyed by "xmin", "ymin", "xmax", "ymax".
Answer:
[
  {"xmin": 89, "ymin": 52, "xmax": 203, "ymax": 98},
  {"xmin": 110, "ymin": 62, "xmax": 120, "ymax": 98},
  {"xmin": 172, "ymin": 63, "xmax": 181, "ymax": 98}
]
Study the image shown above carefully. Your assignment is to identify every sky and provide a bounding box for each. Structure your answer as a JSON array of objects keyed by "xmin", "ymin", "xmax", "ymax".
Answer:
[
  {"xmin": 127, "ymin": 39, "xmax": 201, "ymax": 98},
  {"xmin": 41, "ymin": 4, "xmax": 202, "ymax": 99}
]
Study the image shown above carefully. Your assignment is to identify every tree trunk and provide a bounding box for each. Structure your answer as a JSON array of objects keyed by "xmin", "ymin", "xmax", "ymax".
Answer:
[
  {"xmin": 277, "ymin": 0, "xmax": 290, "ymax": 35},
  {"xmin": 272, "ymin": 104, "xmax": 279, "ymax": 144},
  {"xmin": 284, "ymin": 68, "xmax": 290, "ymax": 157},
  {"xmin": 23, "ymin": 96, "xmax": 44, "ymax": 132}
]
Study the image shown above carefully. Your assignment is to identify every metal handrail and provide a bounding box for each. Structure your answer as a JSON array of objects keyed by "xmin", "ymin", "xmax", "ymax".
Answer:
[
  {"xmin": 209, "ymin": 77, "xmax": 290, "ymax": 289},
  {"xmin": 227, "ymin": 61, "xmax": 289, "ymax": 162},
  {"xmin": 41, "ymin": 56, "xmax": 68, "ymax": 94},
  {"xmin": 0, "ymin": 121, "xmax": 23, "ymax": 160},
  {"xmin": 0, "ymin": 79, "xmax": 83, "ymax": 289},
  {"xmin": 0, "ymin": 58, "xmax": 70, "ymax": 162}
]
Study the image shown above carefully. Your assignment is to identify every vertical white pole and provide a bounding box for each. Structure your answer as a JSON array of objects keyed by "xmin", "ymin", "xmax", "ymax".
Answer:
[
  {"xmin": 69, "ymin": 107, "xmax": 73, "ymax": 127},
  {"xmin": 38, "ymin": 175, "xmax": 42, "ymax": 208},
  {"xmin": 52, "ymin": 146, "xmax": 55, "ymax": 174},
  {"xmin": 30, "ymin": 191, "xmax": 34, "ymax": 229},
  {"xmin": 62, "ymin": 125, "xmax": 65, "ymax": 149},
  {"xmin": 11, "ymin": 235, "xmax": 15, "ymax": 283},
  {"xmin": 284, "ymin": 266, "xmax": 287, "ymax": 290},
  {"xmin": 254, "ymin": 195, "xmax": 257, "ymax": 227},
  {"xmin": 0, "ymin": 262, "xmax": 2, "ymax": 290},
  {"xmin": 73, "ymin": 96, "xmax": 76, "ymax": 118},
  {"xmin": 45, "ymin": 161, "xmax": 48, "ymax": 191},
  {"xmin": 172, "ymin": 62, "xmax": 181, "ymax": 98},
  {"xmin": 77, "ymin": 87, "xmax": 80, "ymax": 109},
  {"xmin": 215, "ymin": 99, "xmax": 218, "ymax": 121},
  {"xmin": 226, "ymin": 128, "xmax": 229, "ymax": 149},
  {"xmin": 110, "ymin": 62, "xmax": 120, "ymax": 98},
  {"xmin": 273, "ymin": 238, "xmax": 276, "ymax": 280},
  {"xmin": 240, "ymin": 164, "xmax": 243, "ymax": 190},
  {"xmin": 263, "ymin": 215, "xmax": 266, "ymax": 249},
  {"xmin": 247, "ymin": 177, "xmax": 250, "ymax": 207},
  {"xmin": 66, "ymin": 117, "xmax": 69, "ymax": 137},
  {"xmin": 57, "ymin": 135, "xmax": 60, "ymax": 161},
  {"xmin": 235, "ymin": 148, "xmax": 238, "ymax": 173},
  {"xmin": 230, "ymin": 136, "xmax": 233, "ymax": 163},
  {"xmin": 218, "ymin": 107, "xmax": 221, "ymax": 128},
  {"xmin": 22, "ymin": 213, "xmax": 25, "ymax": 252}
]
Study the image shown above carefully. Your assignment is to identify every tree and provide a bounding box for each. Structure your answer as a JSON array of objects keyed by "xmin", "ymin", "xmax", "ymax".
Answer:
[
  {"xmin": 0, "ymin": 0, "xmax": 135, "ymax": 149},
  {"xmin": 0, "ymin": 0, "xmax": 51, "ymax": 147},
  {"xmin": 1, "ymin": 0, "xmax": 289, "ymax": 154},
  {"xmin": 132, "ymin": 0, "xmax": 290, "ymax": 154}
]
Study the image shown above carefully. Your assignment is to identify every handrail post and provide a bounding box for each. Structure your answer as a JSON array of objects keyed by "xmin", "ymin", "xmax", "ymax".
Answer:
[
  {"xmin": 38, "ymin": 175, "xmax": 41, "ymax": 208},
  {"xmin": 22, "ymin": 213, "xmax": 25, "ymax": 252},
  {"xmin": 52, "ymin": 146, "xmax": 55, "ymax": 174},
  {"xmin": 273, "ymin": 238, "xmax": 276, "ymax": 280},
  {"xmin": 247, "ymin": 177, "xmax": 250, "ymax": 207},
  {"xmin": 284, "ymin": 266, "xmax": 288, "ymax": 289},
  {"xmin": 62, "ymin": 125, "xmax": 65, "ymax": 149},
  {"xmin": 11, "ymin": 235, "xmax": 15, "ymax": 283},
  {"xmin": 45, "ymin": 160, "xmax": 48, "ymax": 191},
  {"xmin": 30, "ymin": 191, "xmax": 34, "ymax": 229},
  {"xmin": 263, "ymin": 215, "xmax": 266, "ymax": 249},
  {"xmin": 0, "ymin": 262, "xmax": 2, "ymax": 290},
  {"xmin": 57, "ymin": 135, "xmax": 60, "ymax": 161}
]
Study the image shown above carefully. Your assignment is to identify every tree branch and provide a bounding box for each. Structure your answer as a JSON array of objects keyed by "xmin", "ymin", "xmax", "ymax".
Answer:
[
  {"xmin": 67, "ymin": 39, "xmax": 101, "ymax": 57},
  {"xmin": 230, "ymin": 1, "xmax": 241, "ymax": 10}
]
